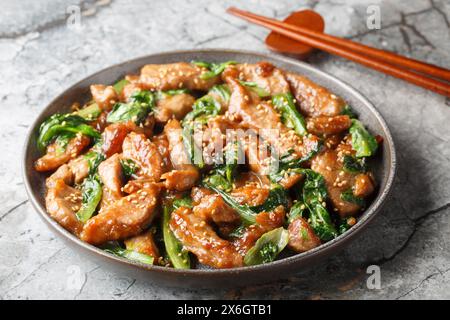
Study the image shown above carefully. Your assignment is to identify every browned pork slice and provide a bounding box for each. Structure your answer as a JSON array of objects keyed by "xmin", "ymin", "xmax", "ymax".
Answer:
[
  {"xmin": 232, "ymin": 224, "xmax": 266, "ymax": 256},
  {"xmin": 98, "ymin": 154, "xmax": 123, "ymax": 210},
  {"xmin": 226, "ymin": 78, "xmax": 303, "ymax": 156},
  {"xmin": 323, "ymin": 133, "xmax": 345, "ymax": 150},
  {"xmin": 190, "ymin": 175, "xmax": 272, "ymax": 229},
  {"xmin": 191, "ymin": 186, "xmax": 213, "ymax": 205},
  {"xmin": 139, "ymin": 63, "xmax": 220, "ymax": 91},
  {"xmin": 121, "ymin": 82, "xmax": 142, "ymax": 101},
  {"xmin": 122, "ymin": 132, "xmax": 163, "ymax": 182},
  {"xmin": 226, "ymin": 78, "xmax": 320, "ymax": 188},
  {"xmin": 169, "ymin": 207, "xmax": 243, "ymax": 268},
  {"xmin": 99, "ymin": 187, "xmax": 122, "ymax": 210},
  {"xmin": 207, "ymin": 115, "xmax": 239, "ymax": 134},
  {"xmin": 311, "ymin": 145, "xmax": 375, "ymax": 217},
  {"xmin": 353, "ymin": 174, "xmax": 375, "ymax": 198},
  {"xmin": 155, "ymin": 92, "xmax": 195, "ymax": 123},
  {"xmin": 152, "ymin": 133, "xmax": 173, "ymax": 173},
  {"xmin": 202, "ymin": 115, "xmax": 239, "ymax": 165},
  {"xmin": 232, "ymin": 206, "xmax": 285, "ymax": 255},
  {"xmin": 68, "ymin": 156, "xmax": 90, "ymax": 184},
  {"xmin": 100, "ymin": 122, "xmax": 141, "ymax": 157},
  {"xmin": 125, "ymin": 74, "xmax": 140, "ymax": 83},
  {"xmin": 306, "ymin": 115, "xmax": 352, "ymax": 136},
  {"xmin": 255, "ymin": 206, "xmax": 286, "ymax": 230},
  {"xmin": 80, "ymin": 184, "xmax": 161, "ymax": 245},
  {"xmin": 46, "ymin": 155, "xmax": 89, "ymax": 189},
  {"xmin": 124, "ymin": 230, "xmax": 160, "ymax": 262},
  {"xmin": 162, "ymin": 119, "xmax": 199, "ymax": 191},
  {"xmin": 99, "ymin": 122, "xmax": 130, "ymax": 157},
  {"xmin": 227, "ymin": 77, "xmax": 321, "ymax": 157},
  {"xmin": 163, "ymin": 119, "xmax": 191, "ymax": 167},
  {"xmin": 90, "ymin": 84, "xmax": 118, "ymax": 111},
  {"xmin": 45, "ymin": 179, "xmax": 84, "ymax": 236},
  {"xmin": 284, "ymin": 72, "xmax": 346, "ymax": 117},
  {"xmin": 161, "ymin": 164, "xmax": 199, "ymax": 192},
  {"xmin": 230, "ymin": 185, "xmax": 270, "ymax": 207},
  {"xmin": 195, "ymin": 177, "xmax": 284, "ymax": 252},
  {"xmin": 98, "ymin": 153, "xmax": 123, "ymax": 197},
  {"xmin": 35, "ymin": 134, "xmax": 91, "ymax": 172},
  {"xmin": 192, "ymin": 193, "xmax": 239, "ymax": 225},
  {"xmin": 233, "ymin": 172, "xmax": 270, "ymax": 189},
  {"xmin": 242, "ymin": 132, "xmax": 274, "ymax": 177},
  {"xmin": 122, "ymin": 179, "xmax": 164, "ymax": 195},
  {"xmin": 46, "ymin": 164, "xmax": 74, "ymax": 188},
  {"xmin": 224, "ymin": 61, "xmax": 290, "ymax": 95},
  {"xmin": 287, "ymin": 217, "xmax": 321, "ymax": 252}
]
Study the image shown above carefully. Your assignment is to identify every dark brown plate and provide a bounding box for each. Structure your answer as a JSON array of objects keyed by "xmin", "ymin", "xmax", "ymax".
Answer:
[{"xmin": 22, "ymin": 49, "xmax": 396, "ymax": 288}]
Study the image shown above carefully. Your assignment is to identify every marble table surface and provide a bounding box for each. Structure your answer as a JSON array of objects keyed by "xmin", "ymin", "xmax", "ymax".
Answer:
[{"xmin": 0, "ymin": 0, "xmax": 449, "ymax": 300}]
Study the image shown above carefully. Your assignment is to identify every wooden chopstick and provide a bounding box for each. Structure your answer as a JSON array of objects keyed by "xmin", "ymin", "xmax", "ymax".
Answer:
[
  {"xmin": 227, "ymin": 7, "xmax": 450, "ymax": 97},
  {"xmin": 228, "ymin": 7, "xmax": 450, "ymax": 82}
]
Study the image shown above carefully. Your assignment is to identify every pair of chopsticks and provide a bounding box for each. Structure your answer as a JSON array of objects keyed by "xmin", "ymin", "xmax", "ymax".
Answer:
[{"xmin": 227, "ymin": 7, "xmax": 450, "ymax": 98}]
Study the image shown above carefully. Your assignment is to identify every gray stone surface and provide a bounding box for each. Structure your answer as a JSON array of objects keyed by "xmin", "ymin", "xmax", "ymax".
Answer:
[{"xmin": 0, "ymin": 0, "xmax": 449, "ymax": 300}]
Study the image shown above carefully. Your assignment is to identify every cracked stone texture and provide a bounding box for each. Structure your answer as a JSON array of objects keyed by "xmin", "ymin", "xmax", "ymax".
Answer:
[{"xmin": 0, "ymin": 0, "xmax": 449, "ymax": 300}]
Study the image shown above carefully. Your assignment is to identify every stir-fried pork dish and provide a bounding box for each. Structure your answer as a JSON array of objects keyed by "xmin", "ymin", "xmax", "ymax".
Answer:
[{"xmin": 35, "ymin": 60, "xmax": 380, "ymax": 269}]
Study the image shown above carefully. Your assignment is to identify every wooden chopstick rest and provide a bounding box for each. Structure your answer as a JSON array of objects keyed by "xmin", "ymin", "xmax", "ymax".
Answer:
[{"xmin": 265, "ymin": 10, "xmax": 324, "ymax": 59}]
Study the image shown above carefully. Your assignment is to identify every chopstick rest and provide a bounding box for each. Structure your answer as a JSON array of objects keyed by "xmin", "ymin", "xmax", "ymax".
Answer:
[{"xmin": 265, "ymin": 10, "xmax": 324, "ymax": 59}]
